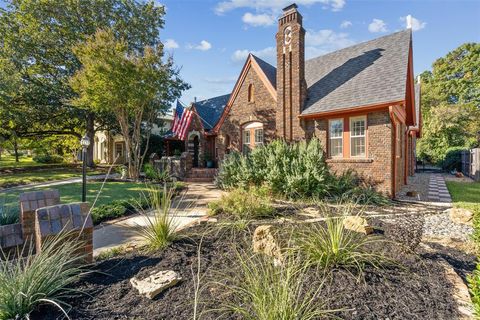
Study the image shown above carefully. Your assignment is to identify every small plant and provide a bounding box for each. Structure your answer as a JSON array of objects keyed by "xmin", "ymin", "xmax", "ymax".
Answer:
[
  {"xmin": 208, "ymin": 187, "xmax": 275, "ymax": 220},
  {"xmin": 135, "ymin": 185, "xmax": 181, "ymax": 251},
  {"xmin": 0, "ymin": 202, "xmax": 18, "ymax": 226},
  {"xmin": 296, "ymin": 208, "xmax": 386, "ymax": 274},
  {"xmin": 219, "ymin": 251, "xmax": 329, "ymax": 320},
  {"xmin": 143, "ymin": 163, "xmax": 171, "ymax": 183},
  {"xmin": 0, "ymin": 232, "xmax": 85, "ymax": 319}
]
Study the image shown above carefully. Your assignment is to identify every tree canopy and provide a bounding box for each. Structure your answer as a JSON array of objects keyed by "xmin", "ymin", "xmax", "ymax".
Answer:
[{"xmin": 417, "ymin": 43, "xmax": 480, "ymax": 164}]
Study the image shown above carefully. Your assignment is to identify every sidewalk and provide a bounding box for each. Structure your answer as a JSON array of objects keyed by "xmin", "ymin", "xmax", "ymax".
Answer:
[
  {"xmin": 0, "ymin": 173, "xmax": 119, "ymax": 193},
  {"xmin": 93, "ymin": 182, "xmax": 222, "ymax": 256}
]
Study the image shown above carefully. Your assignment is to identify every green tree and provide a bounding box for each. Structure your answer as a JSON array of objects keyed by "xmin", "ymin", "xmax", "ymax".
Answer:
[
  {"xmin": 0, "ymin": 0, "xmax": 165, "ymax": 165},
  {"xmin": 418, "ymin": 43, "xmax": 480, "ymax": 164},
  {"xmin": 71, "ymin": 29, "xmax": 189, "ymax": 179}
]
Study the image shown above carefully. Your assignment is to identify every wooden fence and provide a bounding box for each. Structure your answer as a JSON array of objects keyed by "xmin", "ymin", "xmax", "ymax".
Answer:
[{"xmin": 462, "ymin": 148, "xmax": 480, "ymax": 181}]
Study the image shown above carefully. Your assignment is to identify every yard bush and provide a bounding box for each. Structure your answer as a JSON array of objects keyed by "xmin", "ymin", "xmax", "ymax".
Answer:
[
  {"xmin": 442, "ymin": 146, "xmax": 466, "ymax": 172},
  {"xmin": 91, "ymin": 196, "xmax": 150, "ymax": 225},
  {"xmin": 143, "ymin": 163, "xmax": 170, "ymax": 182},
  {"xmin": 0, "ymin": 232, "xmax": 85, "ymax": 319},
  {"xmin": 216, "ymin": 139, "xmax": 331, "ymax": 198},
  {"xmin": 208, "ymin": 187, "xmax": 275, "ymax": 220},
  {"xmin": 32, "ymin": 154, "xmax": 63, "ymax": 164}
]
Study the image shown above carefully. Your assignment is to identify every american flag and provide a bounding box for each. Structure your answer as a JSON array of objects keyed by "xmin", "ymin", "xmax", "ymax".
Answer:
[{"xmin": 172, "ymin": 100, "xmax": 193, "ymax": 140}]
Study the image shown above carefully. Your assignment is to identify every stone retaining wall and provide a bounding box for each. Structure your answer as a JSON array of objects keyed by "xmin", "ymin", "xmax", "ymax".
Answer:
[
  {"xmin": 154, "ymin": 152, "xmax": 192, "ymax": 180},
  {"xmin": 0, "ymin": 223, "xmax": 23, "ymax": 259}
]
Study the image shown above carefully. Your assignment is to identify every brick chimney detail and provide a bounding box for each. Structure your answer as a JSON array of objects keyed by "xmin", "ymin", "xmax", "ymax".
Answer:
[{"xmin": 275, "ymin": 4, "xmax": 307, "ymax": 141}]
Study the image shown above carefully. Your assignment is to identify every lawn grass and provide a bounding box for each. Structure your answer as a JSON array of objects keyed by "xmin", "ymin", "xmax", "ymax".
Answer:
[
  {"xmin": 446, "ymin": 181, "xmax": 480, "ymax": 213},
  {"xmin": 0, "ymin": 168, "xmax": 104, "ymax": 188},
  {"xmin": 1, "ymin": 181, "xmax": 150, "ymax": 217},
  {"xmin": 0, "ymin": 154, "xmax": 62, "ymax": 168}
]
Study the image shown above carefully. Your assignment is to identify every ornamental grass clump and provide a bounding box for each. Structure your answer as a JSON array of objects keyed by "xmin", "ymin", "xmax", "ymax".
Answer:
[
  {"xmin": 136, "ymin": 185, "xmax": 181, "ymax": 251},
  {"xmin": 296, "ymin": 206, "xmax": 387, "ymax": 274},
  {"xmin": 220, "ymin": 252, "xmax": 330, "ymax": 320},
  {"xmin": 0, "ymin": 232, "xmax": 85, "ymax": 319},
  {"xmin": 207, "ymin": 187, "xmax": 275, "ymax": 220}
]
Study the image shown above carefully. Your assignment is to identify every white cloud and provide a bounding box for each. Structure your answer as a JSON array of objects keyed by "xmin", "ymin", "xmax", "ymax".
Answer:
[
  {"xmin": 231, "ymin": 46, "xmax": 276, "ymax": 63},
  {"xmin": 400, "ymin": 15, "xmax": 426, "ymax": 32},
  {"xmin": 164, "ymin": 39, "xmax": 179, "ymax": 49},
  {"xmin": 305, "ymin": 29, "xmax": 355, "ymax": 58},
  {"xmin": 187, "ymin": 40, "xmax": 212, "ymax": 51},
  {"xmin": 368, "ymin": 18, "xmax": 388, "ymax": 33},
  {"xmin": 215, "ymin": 0, "xmax": 345, "ymax": 15},
  {"xmin": 340, "ymin": 20, "xmax": 352, "ymax": 29},
  {"xmin": 242, "ymin": 12, "xmax": 275, "ymax": 27}
]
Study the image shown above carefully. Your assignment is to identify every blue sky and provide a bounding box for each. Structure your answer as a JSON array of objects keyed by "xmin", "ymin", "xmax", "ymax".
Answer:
[
  {"xmin": 159, "ymin": 0, "xmax": 480, "ymax": 105},
  {"xmin": 1, "ymin": 0, "xmax": 479, "ymax": 106}
]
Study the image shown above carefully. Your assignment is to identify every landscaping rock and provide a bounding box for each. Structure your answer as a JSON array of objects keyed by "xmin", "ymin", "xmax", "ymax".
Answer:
[
  {"xmin": 343, "ymin": 216, "xmax": 373, "ymax": 235},
  {"xmin": 130, "ymin": 270, "xmax": 182, "ymax": 299},
  {"xmin": 406, "ymin": 190, "xmax": 419, "ymax": 197},
  {"xmin": 252, "ymin": 225, "xmax": 283, "ymax": 265},
  {"xmin": 447, "ymin": 208, "xmax": 473, "ymax": 225}
]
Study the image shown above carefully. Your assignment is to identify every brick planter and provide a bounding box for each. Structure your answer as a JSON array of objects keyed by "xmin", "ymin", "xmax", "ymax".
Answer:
[
  {"xmin": 0, "ymin": 223, "xmax": 24, "ymax": 259},
  {"xmin": 35, "ymin": 202, "xmax": 93, "ymax": 263}
]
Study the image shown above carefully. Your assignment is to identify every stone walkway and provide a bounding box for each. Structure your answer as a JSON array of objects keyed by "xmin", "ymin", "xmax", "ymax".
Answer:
[
  {"xmin": 93, "ymin": 182, "xmax": 222, "ymax": 256},
  {"xmin": 428, "ymin": 174, "xmax": 452, "ymax": 203}
]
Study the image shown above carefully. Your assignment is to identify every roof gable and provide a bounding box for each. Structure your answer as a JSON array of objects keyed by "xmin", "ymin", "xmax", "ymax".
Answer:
[
  {"xmin": 302, "ymin": 30, "xmax": 412, "ymax": 115},
  {"xmin": 193, "ymin": 94, "xmax": 230, "ymax": 130}
]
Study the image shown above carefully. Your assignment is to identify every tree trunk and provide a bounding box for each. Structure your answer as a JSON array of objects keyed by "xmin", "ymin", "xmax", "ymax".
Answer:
[
  {"xmin": 86, "ymin": 112, "xmax": 95, "ymax": 168},
  {"xmin": 13, "ymin": 136, "xmax": 19, "ymax": 162}
]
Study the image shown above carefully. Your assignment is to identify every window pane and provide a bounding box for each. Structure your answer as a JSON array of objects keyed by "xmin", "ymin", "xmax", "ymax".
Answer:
[
  {"xmin": 329, "ymin": 120, "xmax": 343, "ymax": 138},
  {"xmin": 351, "ymin": 136, "xmax": 365, "ymax": 157},
  {"xmin": 351, "ymin": 118, "xmax": 365, "ymax": 137},
  {"xmin": 330, "ymin": 138, "xmax": 343, "ymax": 157},
  {"xmin": 243, "ymin": 130, "xmax": 250, "ymax": 144},
  {"xmin": 255, "ymin": 128, "xmax": 263, "ymax": 144}
]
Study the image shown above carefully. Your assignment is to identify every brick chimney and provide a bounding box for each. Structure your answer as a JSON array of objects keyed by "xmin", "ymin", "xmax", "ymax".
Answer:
[{"xmin": 275, "ymin": 3, "xmax": 307, "ymax": 141}]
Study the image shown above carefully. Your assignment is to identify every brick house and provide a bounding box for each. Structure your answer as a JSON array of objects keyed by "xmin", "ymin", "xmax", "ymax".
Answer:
[{"xmin": 168, "ymin": 4, "xmax": 421, "ymax": 197}]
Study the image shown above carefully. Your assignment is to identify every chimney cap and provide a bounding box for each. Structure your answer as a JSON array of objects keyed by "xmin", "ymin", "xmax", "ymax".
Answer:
[{"xmin": 282, "ymin": 3, "xmax": 298, "ymax": 12}]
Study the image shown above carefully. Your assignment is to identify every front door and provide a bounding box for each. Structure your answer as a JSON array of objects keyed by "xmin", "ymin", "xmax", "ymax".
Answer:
[{"xmin": 193, "ymin": 136, "xmax": 199, "ymax": 167}]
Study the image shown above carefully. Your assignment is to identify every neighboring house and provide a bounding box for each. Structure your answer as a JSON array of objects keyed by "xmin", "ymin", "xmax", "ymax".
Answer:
[
  {"xmin": 93, "ymin": 113, "xmax": 173, "ymax": 164},
  {"xmin": 165, "ymin": 4, "xmax": 422, "ymax": 197}
]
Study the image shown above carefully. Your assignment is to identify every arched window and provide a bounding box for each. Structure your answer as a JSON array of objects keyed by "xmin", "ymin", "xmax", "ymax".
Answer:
[
  {"xmin": 242, "ymin": 122, "xmax": 263, "ymax": 155},
  {"xmin": 248, "ymin": 84, "xmax": 255, "ymax": 102}
]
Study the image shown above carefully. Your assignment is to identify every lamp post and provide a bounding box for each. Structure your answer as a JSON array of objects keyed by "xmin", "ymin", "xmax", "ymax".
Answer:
[{"xmin": 80, "ymin": 135, "xmax": 91, "ymax": 203}]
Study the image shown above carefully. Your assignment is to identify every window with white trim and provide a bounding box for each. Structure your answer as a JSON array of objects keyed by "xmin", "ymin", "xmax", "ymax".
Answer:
[
  {"xmin": 243, "ymin": 129, "xmax": 251, "ymax": 155},
  {"xmin": 329, "ymin": 119, "xmax": 343, "ymax": 157},
  {"xmin": 350, "ymin": 116, "xmax": 366, "ymax": 157},
  {"xmin": 254, "ymin": 128, "xmax": 264, "ymax": 145}
]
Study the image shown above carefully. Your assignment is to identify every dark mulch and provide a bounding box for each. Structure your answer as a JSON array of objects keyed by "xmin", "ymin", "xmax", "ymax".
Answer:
[{"xmin": 35, "ymin": 220, "xmax": 469, "ymax": 320}]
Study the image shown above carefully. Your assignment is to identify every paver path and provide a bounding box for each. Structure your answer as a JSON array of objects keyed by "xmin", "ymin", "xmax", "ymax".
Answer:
[
  {"xmin": 428, "ymin": 174, "xmax": 452, "ymax": 203},
  {"xmin": 93, "ymin": 182, "xmax": 222, "ymax": 256}
]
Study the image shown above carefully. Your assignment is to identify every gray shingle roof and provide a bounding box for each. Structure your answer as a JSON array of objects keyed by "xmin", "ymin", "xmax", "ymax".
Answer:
[
  {"xmin": 251, "ymin": 54, "xmax": 277, "ymax": 89},
  {"xmin": 302, "ymin": 30, "xmax": 412, "ymax": 115},
  {"xmin": 194, "ymin": 94, "xmax": 230, "ymax": 130}
]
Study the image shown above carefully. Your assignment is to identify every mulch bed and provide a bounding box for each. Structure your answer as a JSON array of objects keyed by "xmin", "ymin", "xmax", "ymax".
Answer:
[{"xmin": 36, "ymin": 218, "xmax": 471, "ymax": 320}]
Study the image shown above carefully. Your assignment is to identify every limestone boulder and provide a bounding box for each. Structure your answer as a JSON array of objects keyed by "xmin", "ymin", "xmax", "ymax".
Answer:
[
  {"xmin": 447, "ymin": 208, "xmax": 474, "ymax": 225},
  {"xmin": 343, "ymin": 216, "xmax": 373, "ymax": 235},
  {"xmin": 252, "ymin": 225, "xmax": 283, "ymax": 265},
  {"xmin": 130, "ymin": 270, "xmax": 182, "ymax": 299}
]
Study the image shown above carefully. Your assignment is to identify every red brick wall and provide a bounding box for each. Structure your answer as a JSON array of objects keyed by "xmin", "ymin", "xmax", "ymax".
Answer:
[
  {"xmin": 216, "ymin": 66, "xmax": 277, "ymax": 159},
  {"xmin": 306, "ymin": 110, "xmax": 395, "ymax": 196}
]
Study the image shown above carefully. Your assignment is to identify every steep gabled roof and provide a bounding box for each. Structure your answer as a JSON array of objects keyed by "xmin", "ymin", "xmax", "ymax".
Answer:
[
  {"xmin": 193, "ymin": 94, "xmax": 230, "ymax": 130},
  {"xmin": 302, "ymin": 30, "xmax": 412, "ymax": 115},
  {"xmin": 251, "ymin": 55, "xmax": 276, "ymax": 89}
]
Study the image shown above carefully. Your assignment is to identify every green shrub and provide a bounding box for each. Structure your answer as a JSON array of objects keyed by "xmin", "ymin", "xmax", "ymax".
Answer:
[
  {"xmin": 32, "ymin": 154, "xmax": 63, "ymax": 164},
  {"xmin": 442, "ymin": 146, "xmax": 466, "ymax": 172},
  {"xmin": 0, "ymin": 202, "xmax": 18, "ymax": 226},
  {"xmin": 90, "ymin": 196, "xmax": 150, "ymax": 225},
  {"xmin": 208, "ymin": 187, "xmax": 275, "ymax": 220},
  {"xmin": 296, "ymin": 214, "xmax": 386, "ymax": 273},
  {"xmin": 0, "ymin": 232, "xmax": 85, "ymax": 319},
  {"xmin": 135, "ymin": 185, "xmax": 180, "ymax": 251},
  {"xmin": 220, "ymin": 252, "xmax": 328, "ymax": 320},
  {"xmin": 216, "ymin": 139, "xmax": 330, "ymax": 198},
  {"xmin": 469, "ymin": 261, "xmax": 480, "ymax": 317},
  {"xmin": 143, "ymin": 163, "xmax": 170, "ymax": 182}
]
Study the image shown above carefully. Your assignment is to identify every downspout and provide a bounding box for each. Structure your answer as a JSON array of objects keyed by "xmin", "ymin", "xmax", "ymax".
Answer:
[{"xmin": 389, "ymin": 106, "xmax": 397, "ymax": 198}]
